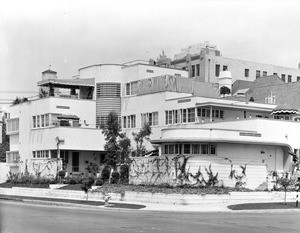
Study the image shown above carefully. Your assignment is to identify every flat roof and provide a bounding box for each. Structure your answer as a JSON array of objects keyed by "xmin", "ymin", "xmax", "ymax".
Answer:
[{"xmin": 37, "ymin": 78, "xmax": 95, "ymax": 88}]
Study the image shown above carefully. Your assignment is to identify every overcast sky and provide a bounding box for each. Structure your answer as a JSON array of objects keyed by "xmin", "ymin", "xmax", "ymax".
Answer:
[{"xmin": 1, "ymin": 0, "xmax": 300, "ymax": 102}]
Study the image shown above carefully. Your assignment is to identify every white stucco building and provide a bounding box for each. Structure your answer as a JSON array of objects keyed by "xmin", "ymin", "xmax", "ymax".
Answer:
[{"xmin": 4, "ymin": 58, "xmax": 300, "ymax": 189}]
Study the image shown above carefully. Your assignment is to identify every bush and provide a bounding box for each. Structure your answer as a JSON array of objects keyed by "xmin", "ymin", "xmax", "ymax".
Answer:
[
  {"xmin": 81, "ymin": 177, "xmax": 95, "ymax": 194},
  {"xmin": 68, "ymin": 178, "xmax": 77, "ymax": 185},
  {"xmin": 58, "ymin": 170, "xmax": 66, "ymax": 179},
  {"xmin": 95, "ymin": 179, "xmax": 104, "ymax": 186},
  {"xmin": 111, "ymin": 171, "xmax": 120, "ymax": 184},
  {"xmin": 101, "ymin": 165, "xmax": 111, "ymax": 182},
  {"xmin": 119, "ymin": 165, "xmax": 129, "ymax": 184}
]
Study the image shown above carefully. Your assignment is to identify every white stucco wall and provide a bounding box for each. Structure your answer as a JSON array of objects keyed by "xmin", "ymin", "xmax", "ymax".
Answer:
[{"xmin": 0, "ymin": 163, "xmax": 9, "ymax": 183}]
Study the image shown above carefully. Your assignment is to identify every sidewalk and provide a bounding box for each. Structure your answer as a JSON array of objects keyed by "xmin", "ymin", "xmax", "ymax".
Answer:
[
  {"xmin": 0, "ymin": 187, "xmax": 299, "ymax": 212},
  {"xmin": 0, "ymin": 194, "xmax": 230, "ymax": 212}
]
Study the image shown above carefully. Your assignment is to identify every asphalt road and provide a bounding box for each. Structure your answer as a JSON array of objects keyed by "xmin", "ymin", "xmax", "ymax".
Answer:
[{"xmin": 0, "ymin": 201, "xmax": 299, "ymax": 233}]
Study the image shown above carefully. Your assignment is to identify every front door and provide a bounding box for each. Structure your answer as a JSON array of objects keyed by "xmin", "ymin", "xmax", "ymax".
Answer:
[{"xmin": 72, "ymin": 152, "xmax": 79, "ymax": 172}]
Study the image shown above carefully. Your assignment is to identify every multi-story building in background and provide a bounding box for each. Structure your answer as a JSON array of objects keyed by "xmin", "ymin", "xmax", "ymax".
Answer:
[{"xmin": 171, "ymin": 42, "xmax": 300, "ymax": 85}]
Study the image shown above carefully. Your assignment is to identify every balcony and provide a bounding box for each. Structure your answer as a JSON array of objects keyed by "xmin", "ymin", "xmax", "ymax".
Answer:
[{"xmin": 30, "ymin": 126, "xmax": 105, "ymax": 151}]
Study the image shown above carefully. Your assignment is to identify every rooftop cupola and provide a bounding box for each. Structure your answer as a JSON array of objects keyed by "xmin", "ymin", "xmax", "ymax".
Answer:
[{"xmin": 42, "ymin": 69, "xmax": 57, "ymax": 80}]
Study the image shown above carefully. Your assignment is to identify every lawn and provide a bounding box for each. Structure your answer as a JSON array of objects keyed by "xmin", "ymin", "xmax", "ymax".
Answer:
[{"xmin": 228, "ymin": 202, "xmax": 299, "ymax": 210}]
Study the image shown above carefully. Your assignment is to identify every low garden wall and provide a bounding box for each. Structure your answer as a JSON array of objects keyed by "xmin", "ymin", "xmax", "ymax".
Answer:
[
  {"xmin": 130, "ymin": 155, "xmax": 267, "ymax": 190},
  {"xmin": 0, "ymin": 187, "xmax": 298, "ymax": 205}
]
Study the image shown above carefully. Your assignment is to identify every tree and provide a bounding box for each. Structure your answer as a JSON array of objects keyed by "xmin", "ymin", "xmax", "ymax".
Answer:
[
  {"xmin": 101, "ymin": 112, "xmax": 131, "ymax": 169},
  {"xmin": 220, "ymin": 86, "xmax": 231, "ymax": 97},
  {"xmin": 101, "ymin": 112, "xmax": 121, "ymax": 170},
  {"xmin": 277, "ymin": 174, "xmax": 293, "ymax": 205},
  {"xmin": 0, "ymin": 117, "xmax": 9, "ymax": 162},
  {"xmin": 132, "ymin": 123, "xmax": 152, "ymax": 157}
]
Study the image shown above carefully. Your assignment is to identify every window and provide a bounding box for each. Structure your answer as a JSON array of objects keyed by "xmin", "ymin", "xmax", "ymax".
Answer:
[
  {"xmin": 164, "ymin": 145, "xmax": 169, "ymax": 154},
  {"xmin": 273, "ymin": 73, "xmax": 277, "ymax": 75},
  {"xmin": 32, "ymin": 150, "xmax": 49, "ymax": 159},
  {"xmin": 123, "ymin": 116, "xmax": 126, "ymax": 128},
  {"xmin": 188, "ymin": 108, "xmax": 195, "ymax": 122},
  {"xmin": 191, "ymin": 65, "xmax": 195, "ymax": 77},
  {"xmin": 263, "ymin": 71, "xmax": 267, "ymax": 76},
  {"xmin": 60, "ymin": 151, "xmax": 69, "ymax": 164},
  {"xmin": 244, "ymin": 111, "xmax": 247, "ymax": 119},
  {"xmin": 163, "ymin": 144, "xmax": 181, "ymax": 155},
  {"xmin": 196, "ymin": 64, "xmax": 200, "ymax": 76},
  {"xmin": 220, "ymin": 110, "xmax": 224, "ymax": 119},
  {"xmin": 288, "ymin": 75, "xmax": 292, "ymax": 82},
  {"xmin": 210, "ymin": 144, "xmax": 216, "ymax": 155},
  {"xmin": 37, "ymin": 115, "xmax": 40, "ymax": 127},
  {"xmin": 192, "ymin": 144, "xmax": 200, "ymax": 154},
  {"xmin": 45, "ymin": 114, "xmax": 49, "ymax": 127},
  {"xmin": 174, "ymin": 110, "xmax": 178, "ymax": 124},
  {"xmin": 41, "ymin": 115, "xmax": 45, "ymax": 127},
  {"xmin": 281, "ymin": 74, "xmax": 286, "ymax": 82},
  {"xmin": 256, "ymin": 70, "xmax": 260, "ymax": 78},
  {"xmin": 33, "ymin": 116, "xmax": 36, "ymax": 128},
  {"xmin": 126, "ymin": 83, "xmax": 131, "ymax": 95},
  {"xmin": 7, "ymin": 118, "xmax": 19, "ymax": 133},
  {"xmin": 142, "ymin": 112, "xmax": 158, "ymax": 126},
  {"xmin": 131, "ymin": 115, "xmax": 136, "ymax": 128},
  {"xmin": 201, "ymin": 144, "xmax": 208, "ymax": 154},
  {"xmin": 297, "ymin": 76, "xmax": 300, "ymax": 82},
  {"xmin": 168, "ymin": 110, "xmax": 173, "ymax": 124},
  {"xmin": 184, "ymin": 144, "xmax": 190, "ymax": 154},
  {"xmin": 165, "ymin": 111, "xmax": 169, "ymax": 125},
  {"xmin": 169, "ymin": 145, "xmax": 174, "ymax": 154},
  {"xmin": 245, "ymin": 69, "xmax": 249, "ymax": 78},
  {"xmin": 153, "ymin": 112, "xmax": 158, "ymax": 126},
  {"xmin": 215, "ymin": 110, "xmax": 219, "ymax": 118},
  {"xmin": 182, "ymin": 109, "xmax": 187, "ymax": 123},
  {"xmin": 215, "ymin": 64, "xmax": 220, "ymax": 77},
  {"xmin": 175, "ymin": 144, "xmax": 179, "ymax": 154},
  {"xmin": 223, "ymin": 65, "xmax": 228, "ymax": 71}
]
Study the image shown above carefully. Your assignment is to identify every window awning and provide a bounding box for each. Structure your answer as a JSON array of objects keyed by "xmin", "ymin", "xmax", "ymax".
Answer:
[{"xmin": 57, "ymin": 115, "xmax": 79, "ymax": 120}]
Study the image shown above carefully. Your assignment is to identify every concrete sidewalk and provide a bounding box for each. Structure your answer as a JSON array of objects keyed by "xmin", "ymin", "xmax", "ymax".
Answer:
[
  {"xmin": 0, "ymin": 194, "xmax": 231, "ymax": 212},
  {"xmin": 0, "ymin": 187, "xmax": 299, "ymax": 212}
]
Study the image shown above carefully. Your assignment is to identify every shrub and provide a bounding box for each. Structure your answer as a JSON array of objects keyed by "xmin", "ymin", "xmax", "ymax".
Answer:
[
  {"xmin": 81, "ymin": 177, "xmax": 95, "ymax": 194},
  {"xmin": 111, "ymin": 171, "xmax": 120, "ymax": 184},
  {"xmin": 101, "ymin": 165, "xmax": 111, "ymax": 182},
  {"xmin": 58, "ymin": 170, "xmax": 66, "ymax": 179},
  {"xmin": 119, "ymin": 164, "xmax": 129, "ymax": 184},
  {"xmin": 68, "ymin": 178, "xmax": 78, "ymax": 185},
  {"xmin": 95, "ymin": 179, "xmax": 104, "ymax": 186}
]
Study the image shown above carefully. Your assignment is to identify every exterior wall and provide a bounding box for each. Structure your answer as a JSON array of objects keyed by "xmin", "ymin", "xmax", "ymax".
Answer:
[
  {"xmin": 205, "ymin": 55, "xmax": 300, "ymax": 84},
  {"xmin": 173, "ymin": 51, "xmax": 300, "ymax": 84},
  {"xmin": 0, "ymin": 163, "xmax": 9, "ymax": 183},
  {"xmin": 130, "ymin": 143, "xmax": 286, "ymax": 189},
  {"xmin": 121, "ymin": 64, "xmax": 188, "ymax": 84},
  {"xmin": 5, "ymin": 97, "xmax": 104, "ymax": 176}
]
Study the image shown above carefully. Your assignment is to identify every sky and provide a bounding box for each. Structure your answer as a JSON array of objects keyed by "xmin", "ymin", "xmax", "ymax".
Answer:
[{"xmin": 1, "ymin": 0, "xmax": 300, "ymax": 104}]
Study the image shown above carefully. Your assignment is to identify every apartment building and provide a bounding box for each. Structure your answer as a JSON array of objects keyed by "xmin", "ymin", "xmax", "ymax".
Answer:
[
  {"xmin": 171, "ymin": 42, "xmax": 300, "ymax": 84},
  {"xmin": 4, "ymin": 58, "xmax": 300, "ymax": 189}
]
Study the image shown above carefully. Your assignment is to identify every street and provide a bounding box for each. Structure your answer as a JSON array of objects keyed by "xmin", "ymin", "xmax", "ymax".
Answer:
[{"xmin": 0, "ymin": 201, "xmax": 299, "ymax": 233}]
